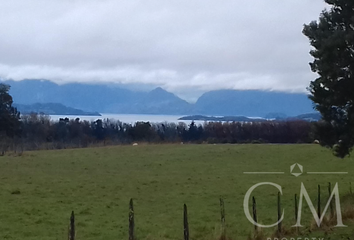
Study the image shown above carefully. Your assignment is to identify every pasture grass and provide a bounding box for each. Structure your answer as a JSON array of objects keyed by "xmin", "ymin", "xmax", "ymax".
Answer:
[{"xmin": 0, "ymin": 144, "xmax": 353, "ymax": 240}]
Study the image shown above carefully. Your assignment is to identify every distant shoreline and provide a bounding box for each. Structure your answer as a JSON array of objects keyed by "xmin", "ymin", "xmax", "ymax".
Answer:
[
  {"xmin": 178, "ymin": 115, "xmax": 268, "ymax": 122},
  {"xmin": 15, "ymin": 103, "xmax": 102, "ymax": 117},
  {"xmin": 179, "ymin": 113, "xmax": 321, "ymax": 122}
]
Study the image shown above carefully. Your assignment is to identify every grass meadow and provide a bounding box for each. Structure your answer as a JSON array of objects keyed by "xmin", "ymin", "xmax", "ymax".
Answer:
[{"xmin": 0, "ymin": 144, "xmax": 353, "ymax": 240}]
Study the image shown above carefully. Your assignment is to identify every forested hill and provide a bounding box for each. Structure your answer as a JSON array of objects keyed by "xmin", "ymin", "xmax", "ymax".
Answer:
[
  {"xmin": 194, "ymin": 90, "xmax": 314, "ymax": 117},
  {"xmin": 3, "ymin": 79, "xmax": 315, "ymax": 117},
  {"xmin": 14, "ymin": 103, "xmax": 101, "ymax": 116}
]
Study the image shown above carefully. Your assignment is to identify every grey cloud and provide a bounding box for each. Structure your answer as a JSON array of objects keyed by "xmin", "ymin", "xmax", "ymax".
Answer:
[{"xmin": 0, "ymin": 0, "xmax": 327, "ymax": 99}]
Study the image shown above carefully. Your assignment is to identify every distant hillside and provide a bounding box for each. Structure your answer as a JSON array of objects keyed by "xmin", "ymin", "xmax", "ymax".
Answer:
[
  {"xmin": 179, "ymin": 112, "xmax": 321, "ymax": 122},
  {"xmin": 286, "ymin": 112, "xmax": 321, "ymax": 121},
  {"xmin": 5, "ymin": 80, "xmax": 138, "ymax": 113},
  {"xmin": 2, "ymin": 79, "xmax": 317, "ymax": 117},
  {"xmin": 195, "ymin": 90, "xmax": 315, "ymax": 117},
  {"xmin": 105, "ymin": 87, "xmax": 193, "ymax": 115},
  {"xmin": 4, "ymin": 79, "xmax": 192, "ymax": 115},
  {"xmin": 14, "ymin": 103, "xmax": 101, "ymax": 116},
  {"xmin": 131, "ymin": 87, "xmax": 193, "ymax": 114}
]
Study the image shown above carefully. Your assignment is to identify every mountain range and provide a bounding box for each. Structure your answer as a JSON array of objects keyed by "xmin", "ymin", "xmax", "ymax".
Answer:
[
  {"xmin": 14, "ymin": 103, "xmax": 101, "ymax": 116},
  {"xmin": 2, "ymin": 79, "xmax": 316, "ymax": 117}
]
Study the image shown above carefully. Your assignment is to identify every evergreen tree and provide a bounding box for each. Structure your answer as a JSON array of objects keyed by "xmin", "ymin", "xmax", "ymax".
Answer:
[
  {"xmin": 303, "ymin": 0, "xmax": 354, "ymax": 158},
  {"xmin": 0, "ymin": 83, "xmax": 21, "ymax": 138}
]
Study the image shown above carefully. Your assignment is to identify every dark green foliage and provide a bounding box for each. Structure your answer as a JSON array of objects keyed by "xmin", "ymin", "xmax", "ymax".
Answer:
[
  {"xmin": 303, "ymin": 0, "xmax": 354, "ymax": 158},
  {"xmin": 92, "ymin": 119, "xmax": 105, "ymax": 140},
  {"xmin": 127, "ymin": 121, "xmax": 154, "ymax": 142},
  {"xmin": 11, "ymin": 114, "xmax": 317, "ymax": 151},
  {"xmin": 0, "ymin": 83, "xmax": 21, "ymax": 138}
]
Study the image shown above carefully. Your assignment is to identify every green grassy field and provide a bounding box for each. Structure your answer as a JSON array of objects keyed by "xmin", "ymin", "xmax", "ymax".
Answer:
[{"xmin": 0, "ymin": 144, "xmax": 353, "ymax": 240}]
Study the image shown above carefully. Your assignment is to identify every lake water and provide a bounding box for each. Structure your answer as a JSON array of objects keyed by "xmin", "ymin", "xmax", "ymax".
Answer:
[{"xmin": 49, "ymin": 113, "xmax": 205, "ymax": 125}]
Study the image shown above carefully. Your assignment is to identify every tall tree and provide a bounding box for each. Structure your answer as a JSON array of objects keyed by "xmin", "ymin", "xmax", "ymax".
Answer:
[
  {"xmin": 303, "ymin": 0, "xmax": 354, "ymax": 158},
  {"xmin": 0, "ymin": 83, "xmax": 21, "ymax": 138}
]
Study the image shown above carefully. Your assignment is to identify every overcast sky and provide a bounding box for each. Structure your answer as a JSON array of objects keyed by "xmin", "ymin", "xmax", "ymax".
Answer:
[{"xmin": 0, "ymin": 0, "xmax": 327, "ymax": 101}]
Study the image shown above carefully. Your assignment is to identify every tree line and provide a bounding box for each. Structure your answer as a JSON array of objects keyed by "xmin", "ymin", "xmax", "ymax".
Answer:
[{"xmin": 0, "ymin": 111, "xmax": 323, "ymax": 153}]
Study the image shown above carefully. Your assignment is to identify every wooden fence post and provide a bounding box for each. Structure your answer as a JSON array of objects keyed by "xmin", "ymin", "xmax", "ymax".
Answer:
[
  {"xmin": 294, "ymin": 194, "xmax": 298, "ymax": 233},
  {"xmin": 184, "ymin": 204, "xmax": 189, "ymax": 240},
  {"xmin": 129, "ymin": 199, "xmax": 135, "ymax": 240},
  {"xmin": 220, "ymin": 198, "xmax": 226, "ymax": 239},
  {"xmin": 328, "ymin": 182, "xmax": 334, "ymax": 218},
  {"xmin": 294, "ymin": 194, "xmax": 298, "ymax": 223},
  {"xmin": 277, "ymin": 192, "xmax": 282, "ymax": 234},
  {"xmin": 68, "ymin": 211, "xmax": 75, "ymax": 240},
  {"xmin": 350, "ymin": 182, "xmax": 352, "ymax": 195},
  {"xmin": 252, "ymin": 196, "xmax": 257, "ymax": 232},
  {"xmin": 317, "ymin": 185, "xmax": 321, "ymax": 219}
]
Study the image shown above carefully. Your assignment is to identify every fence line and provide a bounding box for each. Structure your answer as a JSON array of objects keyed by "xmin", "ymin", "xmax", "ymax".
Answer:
[{"xmin": 64, "ymin": 185, "xmax": 353, "ymax": 240}]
